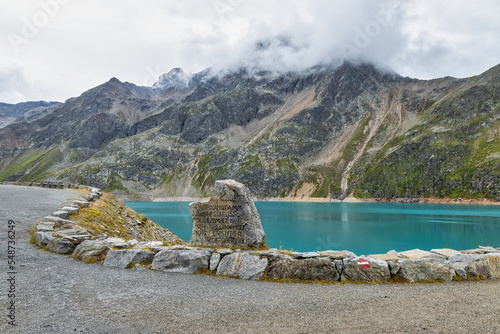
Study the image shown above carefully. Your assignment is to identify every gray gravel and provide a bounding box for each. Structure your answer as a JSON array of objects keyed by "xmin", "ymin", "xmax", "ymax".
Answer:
[{"xmin": 1, "ymin": 185, "xmax": 499, "ymax": 333}]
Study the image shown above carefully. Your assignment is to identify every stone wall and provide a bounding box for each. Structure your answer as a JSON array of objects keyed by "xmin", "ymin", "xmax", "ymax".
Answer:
[{"xmin": 10, "ymin": 181, "xmax": 500, "ymax": 283}]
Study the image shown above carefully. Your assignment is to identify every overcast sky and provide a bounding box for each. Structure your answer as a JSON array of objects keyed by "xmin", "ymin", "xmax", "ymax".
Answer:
[{"xmin": 1, "ymin": 0, "xmax": 499, "ymax": 103}]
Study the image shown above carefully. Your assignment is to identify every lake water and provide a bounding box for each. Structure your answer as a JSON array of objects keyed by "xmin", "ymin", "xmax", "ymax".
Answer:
[{"xmin": 124, "ymin": 201, "xmax": 500, "ymax": 255}]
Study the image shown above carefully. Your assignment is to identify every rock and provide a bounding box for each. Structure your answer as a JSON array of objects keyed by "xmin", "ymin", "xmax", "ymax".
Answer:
[
  {"xmin": 151, "ymin": 249, "xmax": 211, "ymax": 274},
  {"xmin": 473, "ymin": 253, "xmax": 500, "ymax": 279},
  {"xmin": 430, "ymin": 248, "xmax": 461, "ymax": 259},
  {"xmin": 41, "ymin": 216, "xmax": 75, "ymax": 228},
  {"xmin": 72, "ymin": 200, "xmax": 90, "ymax": 208},
  {"xmin": 47, "ymin": 238, "xmax": 75, "ymax": 254},
  {"xmin": 366, "ymin": 254, "xmax": 400, "ymax": 261},
  {"xmin": 189, "ymin": 179, "xmax": 265, "ymax": 249},
  {"xmin": 34, "ymin": 232, "xmax": 55, "ymax": 247},
  {"xmin": 318, "ymin": 250, "xmax": 356, "ymax": 260},
  {"xmin": 341, "ymin": 257, "xmax": 391, "ymax": 282},
  {"xmin": 216, "ymin": 253, "xmax": 268, "ymax": 280},
  {"xmin": 292, "ymin": 252, "xmax": 319, "ymax": 259},
  {"xmin": 36, "ymin": 222, "xmax": 55, "ymax": 232},
  {"xmin": 61, "ymin": 206, "xmax": 79, "ymax": 215},
  {"xmin": 397, "ymin": 258, "xmax": 455, "ymax": 282},
  {"xmin": 388, "ymin": 261, "xmax": 401, "ymax": 275},
  {"xmin": 52, "ymin": 210, "xmax": 69, "ymax": 220},
  {"xmin": 452, "ymin": 262, "xmax": 468, "ymax": 280},
  {"xmin": 103, "ymin": 237, "xmax": 129, "ymax": 249},
  {"xmin": 268, "ymin": 257, "xmax": 339, "ymax": 281},
  {"xmin": 464, "ymin": 247, "xmax": 498, "ymax": 254},
  {"xmin": 210, "ymin": 252, "xmax": 221, "ymax": 271},
  {"xmin": 103, "ymin": 249, "xmax": 156, "ymax": 269},
  {"xmin": 133, "ymin": 241, "xmax": 164, "ymax": 249},
  {"xmin": 399, "ymin": 249, "xmax": 433, "ymax": 259},
  {"xmin": 449, "ymin": 254, "xmax": 477, "ymax": 278},
  {"xmin": 127, "ymin": 239, "xmax": 139, "ymax": 246},
  {"xmin": 72, "ymin": 240, "xmax": 109, "ymax": 263},
  {"xmin": 216, "ymin": 248, "xmax": 234, "ymax": 255},
  {"xmin": 256, "ymin": 250, "xmax": 280, "ymax": 262}
]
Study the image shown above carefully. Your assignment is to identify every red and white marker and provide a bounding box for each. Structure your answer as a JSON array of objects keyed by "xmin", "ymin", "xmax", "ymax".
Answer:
[{"xmin": 357, "ymin": 258, "xmax": 371, "ymax": 269}]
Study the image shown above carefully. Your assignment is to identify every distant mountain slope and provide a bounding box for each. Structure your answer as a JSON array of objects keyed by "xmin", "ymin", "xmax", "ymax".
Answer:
[
  {"xmin": 0, "ymin": 101, "xmax": 60, "ymax": 128},
  {"xmin": 0, "ymin": 62, "xmax": 498, "ymax": 201}
]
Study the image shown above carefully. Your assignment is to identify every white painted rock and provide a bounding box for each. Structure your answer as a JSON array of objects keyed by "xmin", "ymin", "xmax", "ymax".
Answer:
[{"xmin": 341, "ymin": 257, "xmax": 391, "ymax": 282}]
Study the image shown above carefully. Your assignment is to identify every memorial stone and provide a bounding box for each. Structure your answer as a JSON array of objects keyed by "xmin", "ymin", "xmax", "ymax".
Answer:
[{"xmin": 189, "ymin": 179, "xmax": 265, "ymax": 249}]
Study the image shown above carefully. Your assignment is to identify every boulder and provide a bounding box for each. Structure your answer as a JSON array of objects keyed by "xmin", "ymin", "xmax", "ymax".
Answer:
[
  {"xmin": 151, "ymin": 249, "xmax": 210, "ymax": 274},
  {"xmin": 72, "ymin": 200, "xmax": 90, "ymax": 208},
  {"xmin": 292, "ymin": 252, "xmax": 319, "ymax": 259},
  {"xmin": 61, "ymin": 206, "xmax": 79, "ymax": 215},
  {"xmin": 36, "ymin": 222, "xmax": 55, "ymax": 232},
  {"xmin": 397, "ymin": 258, "xmax": 455, "ymax": 282},
  {"xmin": 473, "ymin": 253, "xmax": 500, "ymax": 279},
  {"xmin": 210, "ymin": 252, "xmax": 221, "ymax": 271},
  {"xmin": 216, "ymin": 253, "xmax": 268, "ymax": 280},
  {"xmin": 430, "ymin": 248, "xmax": 461, "ymax": 259},
  {"xmin": 133, "ymin": 241, "xmax": 164, "ymax": 249},
  {"xmin": 449, "ymin": 254, "xmax": 477, "ymax": 278},
  {"xmin": 103, "ymin": 249, "xmax": 156, "ymax": 269},
  {"xmin": 366, "ymin": 253, "xmax": 401, "ymax": 261},
  {"xmin": 216, "ymin": 248, "xmax": 234, "ymax": 255},
  {"xmin": 341, "ymin": 257, "xmax": 391, "ymax": 282},
  {"xmin": 318, "ymin": 250, "xmax": 356, "ymax": 260},
  {"xmin": 388, "ymin": 261, "xmax": 401, "ymax": 275},
  {"xmin": 47, "ymin": 238, "xmax": 75, "ymax": 254},
  {"xmin": 398, "ymin": 249, "xmax": 432, "ymax": 259},
  {"xmin": 268, "ymin": 257, "xmax": 339, "ymax": 282},
  {"xmin": 72, "ymin": 240, "xmax": 110, "ymax": 263},
  {"xmin": 189, "ymin": 179, "xmax": 265, "ymax": 249},
  {"xmin": 34, "ymin": 232, "xmax": 55, "ymax": 247},
  {"xmin": 52, "ymin": 210, "xmax": 69, "ymax": 220},
  {"xmin": 103, "ymin": 237, "xmax": 129, "ymax": 249}
]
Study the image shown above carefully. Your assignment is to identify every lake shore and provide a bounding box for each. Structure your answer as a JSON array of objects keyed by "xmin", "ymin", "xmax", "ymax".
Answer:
[{"xmin": 123, "ymin": 194, "xmax": 500, "ymax": 205}]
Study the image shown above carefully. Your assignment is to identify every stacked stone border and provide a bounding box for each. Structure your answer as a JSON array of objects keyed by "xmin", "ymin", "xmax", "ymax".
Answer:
[{"xmin": 5, "ymin": 181, "xmax": 499, "ymax": 283}]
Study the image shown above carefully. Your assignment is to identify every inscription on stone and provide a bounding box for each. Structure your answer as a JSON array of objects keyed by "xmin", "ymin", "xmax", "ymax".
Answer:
[{"xmin": 189, "ymin": 180, "xmax": 265, "ymax": 249}]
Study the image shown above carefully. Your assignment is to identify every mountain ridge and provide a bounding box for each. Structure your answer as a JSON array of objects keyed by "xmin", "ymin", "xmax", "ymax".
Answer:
[{"xmin": 0, "ymin": 61, "xmax": 498, "ymax": 201}]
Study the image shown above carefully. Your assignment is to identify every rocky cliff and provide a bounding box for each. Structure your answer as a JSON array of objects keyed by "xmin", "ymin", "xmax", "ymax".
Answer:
[{"xmin": 0, "ymin": 62, "xmax": 498, "ymax": 200}]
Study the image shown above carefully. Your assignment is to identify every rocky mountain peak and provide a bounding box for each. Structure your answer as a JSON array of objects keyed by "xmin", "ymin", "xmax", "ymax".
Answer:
[{"xmin": 153, "ymin": 68, "xmax": 193, "ymax": 90}]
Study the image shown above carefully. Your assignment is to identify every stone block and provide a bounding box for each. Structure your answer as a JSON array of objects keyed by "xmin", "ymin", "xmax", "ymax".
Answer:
[
  {"xmin": 341, "ymin": 257, "xmax": 391, "ymax": 282},
  {"xmin": 103, "ymin": 249, "xmax": 156, "ymax": 269},
  {"xmin": 397, "ymin": 258, "xmax": 455, "ymax": 282},
  {"xmin": 216, "ymin": 252, "xmax": 268, "ymax": 280},
  {"xmin": 268, "ymin": 257, "xmax": 339, "ymax": 281},
  {"xmin": 35, "ymin": 232, "xmax": 55, "ymax": 247},
  {"xmin": 151, "ymin": 249, "xmax": 210, "ymax": 274},
  {"xmin": 47, "ymin": 238, "xmax": 75, "ymax": 254},
  {"xmin": 72, "ymin": 240, "xmax": 109, "ymax": 263}
]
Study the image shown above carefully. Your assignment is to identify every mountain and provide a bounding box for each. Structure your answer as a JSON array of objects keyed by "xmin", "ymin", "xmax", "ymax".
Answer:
[
  {"xmin": 0, "ymin": 101, "xmax": 60, "ymax": 128},
  {"xmin": 0, "ymin": 62, "xmax": 498, "ymax": 201}
]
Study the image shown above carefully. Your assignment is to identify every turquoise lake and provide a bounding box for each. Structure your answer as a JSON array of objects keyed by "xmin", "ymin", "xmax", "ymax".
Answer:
[{"xmin": 124, "ymin": 201, "xmax": 500, "ymax": 254}]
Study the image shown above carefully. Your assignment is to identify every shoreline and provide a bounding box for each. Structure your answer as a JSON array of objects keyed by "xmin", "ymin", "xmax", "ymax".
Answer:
[{"xmin": 120, "ymin": 194, "xmax": 500, "ymax": 205}]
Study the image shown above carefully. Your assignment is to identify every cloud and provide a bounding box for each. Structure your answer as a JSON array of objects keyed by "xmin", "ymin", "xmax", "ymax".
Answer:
[{"xmin": 0, "ymin": 0, "xmax": 499, "ymax": 102}]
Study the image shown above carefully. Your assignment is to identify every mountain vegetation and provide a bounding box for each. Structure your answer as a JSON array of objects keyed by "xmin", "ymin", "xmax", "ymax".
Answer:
[{"xmin": 0, "ymin": 62, "xmax": 498, "ymax": 201}]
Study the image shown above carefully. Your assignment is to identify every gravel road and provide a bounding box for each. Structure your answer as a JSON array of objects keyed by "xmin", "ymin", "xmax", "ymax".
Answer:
[{"xmin": 1, "ymin": 185, "xmax": 499, "ymax": 333}]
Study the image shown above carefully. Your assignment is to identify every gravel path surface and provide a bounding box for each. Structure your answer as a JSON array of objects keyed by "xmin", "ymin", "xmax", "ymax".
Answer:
[{"xmin": 1, "ymin": 185, "xmax": 499, "ymax": 333}]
